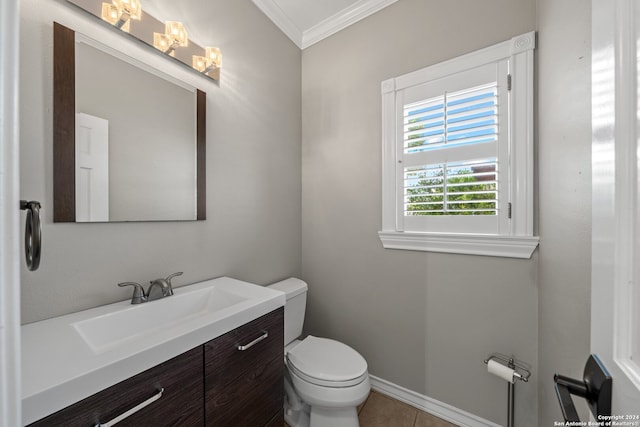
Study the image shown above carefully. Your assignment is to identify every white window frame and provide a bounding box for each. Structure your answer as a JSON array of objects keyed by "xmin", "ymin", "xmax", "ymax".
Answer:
[{"xmin": 379, "ymin": 32, "xmax": 539, "ymax": 258}]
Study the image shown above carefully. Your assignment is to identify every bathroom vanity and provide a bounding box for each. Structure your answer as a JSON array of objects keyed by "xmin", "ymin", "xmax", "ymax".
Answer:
[{"xmin": 21, "ymin": 277, "xmax": 285, "ymax": 426}]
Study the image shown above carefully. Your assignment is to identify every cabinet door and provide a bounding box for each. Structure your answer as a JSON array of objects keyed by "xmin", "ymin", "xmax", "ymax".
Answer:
[
  {"xmin": 205, "ymin": 308, "xmax": 284, "ymax": 426},
  {"xmin": 29, "ymin": 346, "xmax": 204, "ymax": 427}
]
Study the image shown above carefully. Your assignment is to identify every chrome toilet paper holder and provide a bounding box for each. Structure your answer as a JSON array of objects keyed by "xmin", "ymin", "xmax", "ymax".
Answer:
[
  {"xmin": 484, "ymin": 353, "xmax": 531, "ymax": 383},
  {"xmin": 484, "ymin": 353, "xmax": 531, "ymax": 427},
  {"xmin": 553, "ymin": 354, "xmax": 612, "ymax": 422}
]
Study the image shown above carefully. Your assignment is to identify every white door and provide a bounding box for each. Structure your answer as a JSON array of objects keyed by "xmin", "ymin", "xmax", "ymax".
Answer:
[
  {"xmin": 0, "ymin": 0, "xmax": 22, "ymax": 425},
  {"xmin": 75, "ymin": 113, "xmax": 109, "ymax": 222},
  {"xmin": 592, "ymin": 0, "xmax": 640, "ymax": 417}
]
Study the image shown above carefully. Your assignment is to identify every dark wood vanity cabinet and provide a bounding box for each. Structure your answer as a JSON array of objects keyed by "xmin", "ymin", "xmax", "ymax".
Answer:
[
  {"xmin": 28, "ymin": 346, "xmax": 204, "ymax": 427},
  {"xmin": 28, "ymin": 308, "xmax": 284, "ymax": 427},
  {"xmin": 204, "ymin": 308, "xmax": 284, "ymax": 426}
]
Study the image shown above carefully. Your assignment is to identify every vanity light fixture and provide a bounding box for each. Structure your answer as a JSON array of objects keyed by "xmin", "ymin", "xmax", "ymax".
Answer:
[
  {"xmin": 70, "ymin": 0, "xmax": 221, "ymax": 81},
  {"xmin": 100, "ymin": 0, "xmax": 142, "ymax": 33},
  {"xmin": 153, "ymin": 21, "xmax": 188, "ymax": 56},
  {"xmin": 192, "ymin": 47, "xmax": 222, "ymax": 77}
]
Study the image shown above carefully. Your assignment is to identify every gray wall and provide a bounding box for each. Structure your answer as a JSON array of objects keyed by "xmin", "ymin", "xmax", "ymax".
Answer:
[
  {"xmin": 20, "ymin": 0, "xmax": 301, "ymax": 323},
  {"xmin": 537, "ymin": 0, "xmax": 592, "ymax": 423},
  {"xmin": 300, "ymin": 0, "xmax": 539, "ymax": 425}
]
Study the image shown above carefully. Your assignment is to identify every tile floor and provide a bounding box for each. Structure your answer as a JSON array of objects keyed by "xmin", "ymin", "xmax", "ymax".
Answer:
[{"xmin": 284, "ymin": 390, "xmax": 458, "ymax": 427}]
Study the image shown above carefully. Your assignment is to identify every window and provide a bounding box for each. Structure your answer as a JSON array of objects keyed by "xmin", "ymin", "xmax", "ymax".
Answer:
[{"xmin": 379, "ymin": 32, "xmax": 538, "ymax": 258}]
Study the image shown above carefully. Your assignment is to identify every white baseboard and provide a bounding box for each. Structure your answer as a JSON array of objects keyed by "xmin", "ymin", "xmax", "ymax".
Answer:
[{"xmin": 369, "ymin": 375, "xmax": 501, "ymax": 427}]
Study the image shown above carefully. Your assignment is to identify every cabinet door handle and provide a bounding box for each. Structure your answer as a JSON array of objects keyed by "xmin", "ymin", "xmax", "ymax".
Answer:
[
  {"xmin": 94, "ymin": 388, "xmax": 164, "ymax": 427},
  {"xmin": 237, "ymin": 331, "xmax": 268, "ymax": 351}
]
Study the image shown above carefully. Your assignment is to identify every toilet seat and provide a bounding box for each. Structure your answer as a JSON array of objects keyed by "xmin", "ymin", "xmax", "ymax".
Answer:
[{"xmin": 286, "ymin": 336, "xmax": 368, "ymax": 388}]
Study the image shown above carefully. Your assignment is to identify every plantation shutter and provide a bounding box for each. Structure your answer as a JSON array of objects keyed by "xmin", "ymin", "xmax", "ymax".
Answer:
[
  {"xmin": 396, "ymin": 61, "xmax": 509, "ymax": 234},
  {"xmin": 380, "ymin": 32, "xmax": 537, "ymax": 255}
]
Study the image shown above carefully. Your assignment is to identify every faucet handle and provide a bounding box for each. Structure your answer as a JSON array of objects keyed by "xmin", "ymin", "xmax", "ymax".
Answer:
[
  {"xmin": 118, "ymin": 281, "xmax": 147, "ymax": 304},
  {"xmin": 161, "ymin": 272, "xmax": 182, "ymax": 296},
  {"xmin": 166, "ymin": 272, "xmax": 183, "ymax": 283}
]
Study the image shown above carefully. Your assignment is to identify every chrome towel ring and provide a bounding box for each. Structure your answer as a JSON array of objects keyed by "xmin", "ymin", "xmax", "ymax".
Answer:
[{"xmin": 20, "ymin": 200, "xmax": 41, "ymax": 271}]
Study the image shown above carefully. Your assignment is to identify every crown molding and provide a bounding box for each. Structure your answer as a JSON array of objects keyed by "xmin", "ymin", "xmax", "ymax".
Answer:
[
  {"xmin": 251, "ymin": 0, "xmax": 303, "ymax": 48},
  {"xmin": 252, "ymin": 0, "xmax": 398, "ymax": 50},
  {"xmin": 302, "ymin": 0, "xmax": 398, "ymax": 49}
]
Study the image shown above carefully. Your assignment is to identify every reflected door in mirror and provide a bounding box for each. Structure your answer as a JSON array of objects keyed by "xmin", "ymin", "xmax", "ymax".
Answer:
[{"xmin": 76, "ymin": 113, "xmax": 109, "ymax": 222}]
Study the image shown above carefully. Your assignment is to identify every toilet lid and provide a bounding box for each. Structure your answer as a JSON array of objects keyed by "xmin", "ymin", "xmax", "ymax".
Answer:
[{"xmin": 286, "ymin": 336, "xmax": 368, "ymax": 387}]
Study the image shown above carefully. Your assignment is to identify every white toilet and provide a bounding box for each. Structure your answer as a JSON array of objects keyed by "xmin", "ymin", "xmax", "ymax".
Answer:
[{"xmin": 268, "ymin": 278, "xmax": 370, "ymax": 427}]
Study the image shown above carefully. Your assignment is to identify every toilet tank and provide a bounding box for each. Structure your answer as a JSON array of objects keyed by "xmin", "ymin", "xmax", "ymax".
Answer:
[{"xmin": 267, "ymin": 278, "xmax": 307, "ymax": 346}]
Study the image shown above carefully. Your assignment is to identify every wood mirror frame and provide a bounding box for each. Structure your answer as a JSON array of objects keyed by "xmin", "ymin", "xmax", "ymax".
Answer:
[{"xmin": 53, "ymin": 22, "xmax": 206, "ymax": 222}]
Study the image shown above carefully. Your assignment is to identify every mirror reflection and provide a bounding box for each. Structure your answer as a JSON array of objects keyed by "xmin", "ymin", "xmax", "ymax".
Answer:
[
  {"xmin": 76, "ymin": 38, "xmax": 195, "ymax": 221},
  {"xmin": 53, "ymin": 23, "xmax": 206, "ymax": 223}
]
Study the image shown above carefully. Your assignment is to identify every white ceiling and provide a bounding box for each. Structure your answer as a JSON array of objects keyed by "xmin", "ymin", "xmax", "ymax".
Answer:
[{"xmin": 251, "ymin": 0, "xmax": 398, "ymax": 49}]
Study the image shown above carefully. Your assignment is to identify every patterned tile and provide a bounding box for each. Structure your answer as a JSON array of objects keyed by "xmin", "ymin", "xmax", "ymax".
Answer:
[
  {"xmin": 283, "ymin": 390, "xmax": 458, "ymax": 427},
  {"xmin": 358, "ymin": 391, "xmax": 417, "ymax": 427},
  {"xmin": 414, "ymin": 410, "xmax": 458, "ymax": 427}
]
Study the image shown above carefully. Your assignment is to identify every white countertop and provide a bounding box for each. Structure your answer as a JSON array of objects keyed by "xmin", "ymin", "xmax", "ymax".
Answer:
[{"xmin": 21, "ymin": 277, "xmax": 285, "ymax": 425}]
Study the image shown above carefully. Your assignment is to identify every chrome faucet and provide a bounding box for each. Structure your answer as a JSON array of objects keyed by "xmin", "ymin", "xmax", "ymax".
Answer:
[
  {"xmin": 148, "ymin": 272, "xmax": 182, "ymax": 300},
  {"xmin": 117, "ymin": 281, "xmax": 147, "ymax": 304},
  {"xmin": 118, "ymin": 272, "xmax": 183, "ymax": 304}
]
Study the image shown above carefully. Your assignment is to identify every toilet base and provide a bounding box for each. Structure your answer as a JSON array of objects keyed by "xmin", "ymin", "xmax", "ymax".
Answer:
[
  {"xmin": 284, "ymin": 373, "xmax": 363, "ymax": 427},
  {"xmin": 284, "ymin": 405, "xmax": 311, "ymax": 427},
  {"xmin": 284, "ymin": 404, "xmax": 360, "ymax": 427},
  {"xmin": 310, "ymin": 405, "xmax": 359, "ymax": 427}
]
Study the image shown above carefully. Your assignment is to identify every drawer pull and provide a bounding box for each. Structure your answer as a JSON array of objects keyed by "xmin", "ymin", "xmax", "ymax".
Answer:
[
  {"xmin": 94, "ymin": 388, "xmax": 164, "ymax": 427},
  {"xmin": 237, "ymin": 331, "xmax": 268, "ymax": 351}
]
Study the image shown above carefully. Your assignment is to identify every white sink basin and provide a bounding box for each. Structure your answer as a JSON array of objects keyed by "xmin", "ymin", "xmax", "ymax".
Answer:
[
  {"xmin": 72, "ymin": 285, "xmax": 247, "ymax": 354},
  {"xmin": 22, "ymin": 276, "xmax": 286, "ymax": 425}
]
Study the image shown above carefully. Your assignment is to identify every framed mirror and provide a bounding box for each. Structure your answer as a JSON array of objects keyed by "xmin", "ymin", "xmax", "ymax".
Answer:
[{"xmin": 53, "ymin": 22, "xmax": 206, "ymax": 222}]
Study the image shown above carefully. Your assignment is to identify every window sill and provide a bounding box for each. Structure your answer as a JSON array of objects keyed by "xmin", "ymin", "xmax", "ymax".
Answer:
[{"xmin": 378, "ymin": 231, "xmax": 539, "ymax": 259}]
